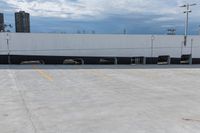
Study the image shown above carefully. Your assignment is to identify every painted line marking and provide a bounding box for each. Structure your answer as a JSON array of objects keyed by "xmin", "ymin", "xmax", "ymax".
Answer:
[{"xmin": 32, "ymin": 65, "xmax": 53, "ymax": 81}]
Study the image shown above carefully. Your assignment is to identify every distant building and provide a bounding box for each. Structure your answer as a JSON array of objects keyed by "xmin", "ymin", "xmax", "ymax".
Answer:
[
  {"xmin": 15, "ymin": 11, "xmax": 30, "ymax": 33},
  {"xmin": 167, "ymin": 28, "xmax": 176, "ymax": 35},
  {"xmin": 0, "ymin": 13, "xmax": 4, "ymax": 32}
]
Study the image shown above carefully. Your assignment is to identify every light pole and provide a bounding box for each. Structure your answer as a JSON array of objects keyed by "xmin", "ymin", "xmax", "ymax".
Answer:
[
  {"xmin": 6, "ymin": 33, "xmax": 11, "ymax": 64},
  {"xmin": 3, "ymin": 24, "xmax": 13, "ymax": 64},
  {"xmin": 190, "ymin": 38, "xmax": 193, "ymax": 64},
  {"xmin": 151, "ymin": 35, "xmax": 155, "ymax": 64},
  {"xmin": 180, "ymin": 3, "xmax": 196, "ymax": 46}
]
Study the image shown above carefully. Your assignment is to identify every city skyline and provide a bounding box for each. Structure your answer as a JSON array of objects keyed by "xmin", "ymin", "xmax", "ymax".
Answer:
[{"xmin": 0, "ymin": 0, "xmax": 200, "ymax": 34}]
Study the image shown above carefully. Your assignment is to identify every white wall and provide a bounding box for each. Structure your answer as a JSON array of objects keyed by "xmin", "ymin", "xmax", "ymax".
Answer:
[
  {"xmin": 188, "ymin": 36, "xmax": 200, "ymax": 58},
  {"xmin": 8, "ymin": 33, "xmax": 152, "ymax": 57},
  {"xmin": 0, "ymin": 33, "xmax": 8, "ymax": 55},
  {"xmin": 0, "ymin": 33, "xmax": 200, "ymax": 58}
]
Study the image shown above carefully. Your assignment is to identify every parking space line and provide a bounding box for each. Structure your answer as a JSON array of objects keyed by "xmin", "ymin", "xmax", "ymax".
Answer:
[{"xmin": 32, "ymin": 66, "xmax": 53, "ymax": 81}]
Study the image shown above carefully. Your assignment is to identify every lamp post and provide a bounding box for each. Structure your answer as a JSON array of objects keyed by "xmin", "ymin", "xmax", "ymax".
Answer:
[
  {"xmin": 3, "ymin": 24, "xmax": 13, "ymax": 64},
  {"xmin": 180, "ymin": 3, "xmax": 196, "ymax": 46},
  {"xmin": 151, "ymin": 35, "xmax": 155, "ymax": 64}
]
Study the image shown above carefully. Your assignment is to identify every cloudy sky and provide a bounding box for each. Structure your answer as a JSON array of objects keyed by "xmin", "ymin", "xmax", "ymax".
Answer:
[{"xmin": 1, "ymin": 0, "xmax": 200, "ymax": 34}]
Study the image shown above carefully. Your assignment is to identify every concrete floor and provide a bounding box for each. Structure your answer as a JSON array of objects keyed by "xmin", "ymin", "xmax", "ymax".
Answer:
[{"xmin": 1, "ymin": 65, "xmax": 200, "ymax": 133}]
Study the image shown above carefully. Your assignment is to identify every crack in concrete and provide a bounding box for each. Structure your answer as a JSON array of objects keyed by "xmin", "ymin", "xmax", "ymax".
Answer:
[{"xmin": 7, "ymin": 69, "xmax": 37, "ymax": 133}]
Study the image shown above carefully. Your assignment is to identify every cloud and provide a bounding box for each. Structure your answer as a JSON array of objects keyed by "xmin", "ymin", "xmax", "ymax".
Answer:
[
  {"xmin": 1, "ymin": 0, "xmax": 200, "ymax": 34},
  {"xmin": 2, "ymin": 0, "xmax": 199, "ymax": 21},
  {"xmin": 2, "ymin": 0, "xmax": 103, "ymax": 20}
]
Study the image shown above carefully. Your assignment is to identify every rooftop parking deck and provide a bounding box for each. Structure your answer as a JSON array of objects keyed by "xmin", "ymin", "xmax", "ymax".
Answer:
[{"xmin": 1, "ymin": 65, "xmax": 200, "ymax": 133}]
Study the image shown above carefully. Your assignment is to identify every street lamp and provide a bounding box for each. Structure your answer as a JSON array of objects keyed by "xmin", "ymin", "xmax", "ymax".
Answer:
[
  {"xmin": 151, "ymin": 35, "xmax": 155, "ymax": 63},
  {"xmin": 180, "ymin": 3, "xmax": 196, "ymax": 46}
]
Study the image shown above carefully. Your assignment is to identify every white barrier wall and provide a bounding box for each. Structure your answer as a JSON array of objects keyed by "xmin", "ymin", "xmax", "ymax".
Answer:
[
  {"xmin": 153, "ymin": 35, "xmax": 182, "ymax": 57},
  {"xmin": 188, "ymin": 36, "xmax": 200, "ymax": 58},
  {"xmin": 0, "ymin": 33, "xmax": 7, "ymax": 55},
  {"xmin": 0, "ymin": 33, "xmax": 200, "ymax": 58},
  {"xmin": 8, "ymin": 33, "xmax": 152, "ymax": 57}
]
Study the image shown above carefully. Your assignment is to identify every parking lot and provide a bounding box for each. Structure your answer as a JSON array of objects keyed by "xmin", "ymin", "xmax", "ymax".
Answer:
[{"xmin": 1, "ymin": 65, "xmax": 200, "ymax": 133}]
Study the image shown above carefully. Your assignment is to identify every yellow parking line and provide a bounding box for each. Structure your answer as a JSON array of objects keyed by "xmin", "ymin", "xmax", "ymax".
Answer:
[{"xmin": 32, "ymin": 66, "xmax": 53, "ymax": 81}]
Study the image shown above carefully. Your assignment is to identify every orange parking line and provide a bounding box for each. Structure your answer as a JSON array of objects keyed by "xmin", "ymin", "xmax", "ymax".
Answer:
[{"xmin": 32, "ymin": 65, "xmax": 53, "ymax": 81}]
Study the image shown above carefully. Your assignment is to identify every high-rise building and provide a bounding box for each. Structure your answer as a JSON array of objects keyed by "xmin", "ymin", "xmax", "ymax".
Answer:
[
  {"xmin": 0, "ymin": 13, "xmax": 4, "ymax": 32},
  {"xmin": 15, "ymin": 11, "xmax": 30, "ymax": 33}
]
